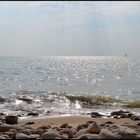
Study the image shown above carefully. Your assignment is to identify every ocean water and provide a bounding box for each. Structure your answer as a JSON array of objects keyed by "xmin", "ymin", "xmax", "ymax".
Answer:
[{"xmin": 0, "ymin": 56, "xmax": 140, "ymax": 117}]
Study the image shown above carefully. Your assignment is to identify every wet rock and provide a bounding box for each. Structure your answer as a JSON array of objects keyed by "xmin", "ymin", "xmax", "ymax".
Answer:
[
  {"xmin": 86, "ymin": 121, "xmax": 101, "ymax": 134},
  {"xmin": 0, "ymin": 96, "xmax": 6, "ymax": 102},
  {"xmin": 111, "ymin": 110, "xmax": 131, "ymax": 117},
  {"xmin": 131, "ymin": 115, "xmax": 140, "ymax": 121},
  {"xmin": 15, "ymin": 133, "xmax": 32, "ymax": 139},
  {"xmin": 17, "ymin": 97, "xmax": 32, "ymax": 104},
  {"xmin": 41, "ymin": 131, "xmax": 61, "ymax": 139},
  {"xmin": 60, "ymin": 123, "xmax": 68, "ymax": 128},
  {"xmin": 27, "ymin": 112, "xmax": 39, "ymax": 116},
  {"xmin": 5, "ymin": 115, "xmax": 18, "ymax": 124},
  {"xmin": 77, "ymin": 134, "xmax": 100, "ymax": 139},
  {"xmin": 91, "ymin": 112, "xmax": 102, "ymax": 118}
]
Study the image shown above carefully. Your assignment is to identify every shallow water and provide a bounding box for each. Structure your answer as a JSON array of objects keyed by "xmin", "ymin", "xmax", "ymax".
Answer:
[{"xmin": 0, "ymin": 56, "xmax": 140, "ymax": 117}]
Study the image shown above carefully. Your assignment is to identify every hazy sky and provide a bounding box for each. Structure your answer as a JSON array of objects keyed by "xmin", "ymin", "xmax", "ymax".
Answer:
[{"xmin": 0, "ymin": 1, "xmax": 140, "ymax": 56}]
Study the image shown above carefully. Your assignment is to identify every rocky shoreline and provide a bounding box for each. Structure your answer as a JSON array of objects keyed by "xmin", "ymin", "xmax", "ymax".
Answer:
[{"xmin": 0, "ymin": 110, "xmax": 140, "ymax": 139}]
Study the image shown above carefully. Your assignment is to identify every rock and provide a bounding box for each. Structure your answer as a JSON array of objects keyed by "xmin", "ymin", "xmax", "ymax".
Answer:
[
  {"xmin": 131, "ymin": 115, "xmax": 140, "ymax": 121},
  {"xmin": 25, "ymin": 121, "xmax": 35, "ymax": 125},
  {"xmin": 77, "ymin": 134, "xmax": 100, "ymax": 139},
  {"xmin": 5, "ymin": 115, "xmax": 18, "ymax": 124},
  {"xmin": 0, "ymin": 96, "xmax": 6, "ymax": 102},
  {"xmin": 111, "ymin": 110, "xmax": 131, "ymax": 117},
  {"xmin": 99, "ymin": 129, "xmax": 120, "ymax": 139},
  {"xmin": 91, "ymin": 112, "xmax": 102, "ymax": 118},
  {"xmin": 30, "ymin": 134, "xmax": 40, "ymax": 139},
  {"xmin": 0, "ymin": 124, "xmax": 19, "ymax": 132},
  {"xmin": 137, "ymin": 122, "xmax": 140, "ymax": 126},
  {"xmin": 38, "ymin": 124, "xmax": 51, "ymax": 129},
  {"xmin": 16, "ymin": 133, "xmax": 32, "ymax": 139},
  {"xmin": 108, "ymin": 124, "xmax": 138, "ymax": 139},
  {"xmin": 86, "ymin": 121, "xmax": 101, "ymax": 134},
  {"xmin": 0, "ymin": 136, "xmax": 6, "ymax": 139},
  {"xmin": 22, "ymin": 125, "xmax": 33, "ymax": 129},
  {"xmin": 86, "ymin": 121, "xmax": 94, "ymax": 124},
  {"xmin": 3, "ymin": 131, "xmax": 14, "ymax": 138},
  {"xmin": 1, "ymin": 134, "xmax": 10, "ymax": 139},
  {"xmin": 17, "ymin": 97, "xmax": 32, "ymax": 104},
  {"xmin": 60, "ymin": 123, "xmax": 68, "ymax": 128},
  {"xmin": 74, "ymin": 129, "xmax": 87, "ymax": 138},
  {"xmin": 61, "ymin": 134, "xmax": 69, "ymax": 139},
  {"xmin": 41, "ymin": 131, "xmax": 61, "ymax": 139},
  {"xmin": 27, "ymin": 112, "xmax": 39, "ymax": 116},
  {"xmin": 59, "ymin": 128, "xmax": 76, "ymax": 138},
  {"xmin": 77, "ymin": 123, "xmax": 88, "ymax": 131},
  {"xmin": 9, "ymin": 129, "xmax": 17, "ymax": 133},
  {"xmin": 77, "ymin": 124, "xmax": 84, "ymax": 131},
  {"xmin": 19, "ymin": 129, "xmax": 32, "ymax": 135}
]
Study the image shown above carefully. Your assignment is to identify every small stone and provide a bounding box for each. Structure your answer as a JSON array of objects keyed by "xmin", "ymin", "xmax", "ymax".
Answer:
[{"xmin": 5, "ymin": 115, "xmax": 18, "ymax": 124}]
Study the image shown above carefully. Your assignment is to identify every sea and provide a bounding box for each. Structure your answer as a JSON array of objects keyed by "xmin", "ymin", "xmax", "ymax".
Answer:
[{"xmin": 0, "ymin": 56, "xmax": 140, "ymax": 118}]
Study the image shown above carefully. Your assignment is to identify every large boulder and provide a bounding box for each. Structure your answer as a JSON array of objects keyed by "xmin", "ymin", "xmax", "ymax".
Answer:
[{"xmin": 5, "ymin": 115, "xmax": 18, "ymax": 124}]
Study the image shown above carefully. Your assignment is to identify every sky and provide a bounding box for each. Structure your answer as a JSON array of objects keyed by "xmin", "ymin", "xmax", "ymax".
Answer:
[{"xmin": 0, "ymin": 1, "xmax": 140, "ymax": 56}]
